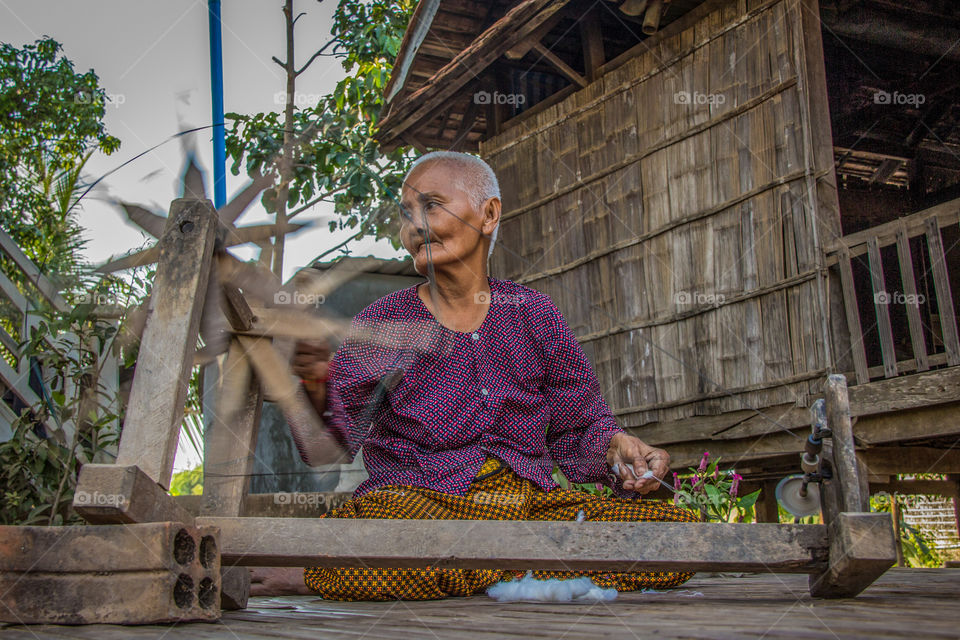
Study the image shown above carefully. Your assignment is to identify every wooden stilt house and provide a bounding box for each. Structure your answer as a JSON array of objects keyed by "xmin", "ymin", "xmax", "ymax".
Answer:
[{"xmin": 375, "ymin": 0, "xmax": 960, "ymax": 518}]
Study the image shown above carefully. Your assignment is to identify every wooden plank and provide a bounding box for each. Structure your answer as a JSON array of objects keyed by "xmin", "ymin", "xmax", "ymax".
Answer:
[
  {"xmin": 925, "ymin": 216, "xmax": 960, "ymax": 366},
  {"xmin": 825, "ymin": 195, "xmax": 960, "ymax": 254},
  {"xmin": 115, "ymin": 199, "xmax": 218, "ymax": 488},
  {"xmin": 73, "ymin": 464, "xmax": 196, "ymax": 525},
  {"xmin": 896, "ymin": 222, "xmax": 929, "ymax": 371},
  {"xmin": 808, "ymin": 512, "xmax": 896, "ymax": 598},
  {"xmin": 871, "ymin": 479, "xmax": 960, "ymax": 499},
  {"xmin": 866, "ymin": 238, "xmax": 898, "ymax": 378},
  {"xmin": 531, "ymin": 41, "xmax": 587, "ymax": 88},
  {"xmin": 199, "ymin": 517, "xmax": 829, "ymax": 573},
  {"xmin": 836, "ymin": 246, "xmax": 869, "ymax": 384},
  {"xmin": 861, "ymin": 446, "xmax": 960, "ymax": 475},
  {"xmin": 177, "ymin": 491, "xmax": 353, "ymax": 518},
  {"xmin": 202, "ymin": 341, "xmax": 263, "ymax": 517},
  {"xmin": 377, "ymin": 0, "xmax": 572, "ymax": 147},
  {"xmin": 0, "ymin": 228, "xmax": 68, "ymax": 312},
  {"xmin": 845, "ymin": 366, "xmax": 960, "ymax": 415}
]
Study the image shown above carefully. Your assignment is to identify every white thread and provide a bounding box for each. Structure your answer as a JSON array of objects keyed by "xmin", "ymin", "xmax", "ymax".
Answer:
[{"xmin": 487, "ymin": 570, "xmax": 617, "ymax": 603}]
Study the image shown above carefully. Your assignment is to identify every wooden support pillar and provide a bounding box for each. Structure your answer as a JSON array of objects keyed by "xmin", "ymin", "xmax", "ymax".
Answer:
[
  {"xmin": 201, "ymin": 342, "xmax": 263, "ymax": 517},
  {"xmin": 824, "ymin": 375, "xmax": 867, "ymax": 514},
  {"xmin": 115, "ymin": 199, "xmax": 219, "ymax": 488},
  {"xmin": 950, "ymin": 474, "xmax": 960, "ymax": 548},
  {"xmin": 890, "ymin": 495, "xmax": 905, "ymax": 567},
  {"xmin": 756, "ymin": 480, "xmax": 780, "ymax": 523},
  {"xmin": 579, "ymin": 5, "xmax": 604, "ymax": 83}
]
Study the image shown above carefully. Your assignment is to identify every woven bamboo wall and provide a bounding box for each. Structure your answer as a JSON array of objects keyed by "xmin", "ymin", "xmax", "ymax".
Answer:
[{"xmin": 481, "ymin": 0, "xmax": 842, "ymax": 433}]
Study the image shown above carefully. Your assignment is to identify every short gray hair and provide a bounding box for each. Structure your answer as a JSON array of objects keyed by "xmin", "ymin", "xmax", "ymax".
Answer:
[{"xmin": 404, "ymin": 151, "xmax": 501, "ymax": 258}]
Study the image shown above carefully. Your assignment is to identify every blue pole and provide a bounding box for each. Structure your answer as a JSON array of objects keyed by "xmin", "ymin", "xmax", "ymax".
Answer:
[{"xmin": 208, "ymin": 0, "xmax": 226, "ymax": 209}]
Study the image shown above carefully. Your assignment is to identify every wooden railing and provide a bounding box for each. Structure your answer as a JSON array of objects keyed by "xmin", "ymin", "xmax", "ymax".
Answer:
[
  {"xmin": 0, "ymin": 228, "xmax": 72, "ymax": 439},
  {"xmin": 826, "ymin": 198, "xmax": 960, "ymax": 384}
]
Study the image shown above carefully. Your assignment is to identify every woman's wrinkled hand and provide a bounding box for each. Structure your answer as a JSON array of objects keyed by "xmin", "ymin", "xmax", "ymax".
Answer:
[
  {"xmin": 292, "ymin": 338, "xmax": 330, "ymax": 398},
  {"xmin": 605, "ymin": 432, "xmax": 671, "ymax": 495}
]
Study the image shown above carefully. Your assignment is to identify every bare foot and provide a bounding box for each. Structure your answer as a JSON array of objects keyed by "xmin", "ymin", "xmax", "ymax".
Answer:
[{"xmin": 250, "ymin": 567, "xmax": 314, "ymax": 596}]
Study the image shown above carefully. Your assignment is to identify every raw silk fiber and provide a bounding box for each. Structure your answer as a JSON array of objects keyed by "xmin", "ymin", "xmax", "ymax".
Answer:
[{"xmin": 304, "ymin": 456, "xmax": 697, "ymax": 601}]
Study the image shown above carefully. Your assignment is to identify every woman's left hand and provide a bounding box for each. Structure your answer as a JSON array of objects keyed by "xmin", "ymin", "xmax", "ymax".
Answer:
[{"xmin": 606, "ymin": 432, "xmax": 671, "ymax": 495}]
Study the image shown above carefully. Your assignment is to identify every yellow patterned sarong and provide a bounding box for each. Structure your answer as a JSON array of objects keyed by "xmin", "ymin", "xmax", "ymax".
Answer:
[{"xmin": 304, "ymin": 456, "xmax": 697, "ymax": 600}]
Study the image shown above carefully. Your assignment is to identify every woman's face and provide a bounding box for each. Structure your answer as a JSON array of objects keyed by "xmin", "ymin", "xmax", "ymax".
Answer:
[{"xmin": 399, "ymin": 161, "xmax": 497, "ymax": 276}]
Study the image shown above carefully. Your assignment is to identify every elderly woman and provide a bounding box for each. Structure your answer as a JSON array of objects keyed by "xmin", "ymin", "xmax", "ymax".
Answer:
[{"xmin": 286, "ymin": 151, "xmax": 697, "ymax": 601}]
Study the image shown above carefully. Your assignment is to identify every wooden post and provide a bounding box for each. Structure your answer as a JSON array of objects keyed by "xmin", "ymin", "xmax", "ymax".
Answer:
[
  {"xmin": 114, "ymin": 199, "xmax": 219, "ymax": 488},
  {"xmin": 895, "ymin": 223, "xmax": 929, "ymax": 371},
  {"xmin": 810, "ymin": 374, "xmax": 897, "ymax": 597},
  {"xmin": 824, "ymin": 374, "xmax": 867, "ymax": 513},
  {"xmin": 890, "ymin": 494, "xmax": 905, "ymax": 567},
  {"xmin": 756, "ymin": 480, "xmax": 781, "ymax": 523},
  {"xmin": 866, "ymin": 237, "xmax": 898, "ymax": 378},
  {"xmin": 837, "ymin": 247, "xmax": 870, "ymax": 384},
  {"xmin": 925, "ymin": 217, "xmax": 960, "ymax": 365},
  {"xmin": 201, "ymin": 341, "xmax": 263, "ymax": 517}
]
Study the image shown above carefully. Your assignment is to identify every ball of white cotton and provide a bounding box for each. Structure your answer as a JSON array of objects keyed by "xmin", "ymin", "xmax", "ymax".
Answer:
[{"xmin": 486, "ymin": 570, "xmax": 618, "ymax": 603}]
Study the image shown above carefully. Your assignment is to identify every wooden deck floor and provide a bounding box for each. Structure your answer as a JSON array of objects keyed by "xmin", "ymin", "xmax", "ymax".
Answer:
[{"xmin": 3, "ymin": 569, "xmax": 958, "ymax": 639}]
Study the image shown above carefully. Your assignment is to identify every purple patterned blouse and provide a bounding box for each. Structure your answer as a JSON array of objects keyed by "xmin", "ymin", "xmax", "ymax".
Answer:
[{"xmin": 322, "ymin": 276, "xmax": 634, "ymax": 499}]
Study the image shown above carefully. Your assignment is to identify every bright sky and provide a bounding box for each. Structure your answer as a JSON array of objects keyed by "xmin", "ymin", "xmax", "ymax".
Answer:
[
  {"xmin": 0, "ymin": 0, "xmax": 405, "ymax": 278},
  {"xmin": 1, "ymin": 0, "xmax": 407, "ymax": 471}
]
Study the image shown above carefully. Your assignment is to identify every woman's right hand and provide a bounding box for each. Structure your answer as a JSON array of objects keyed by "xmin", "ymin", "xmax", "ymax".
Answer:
[{"xmin": 292, "ymin": 339, "xmax": 330, "ymax": 406}]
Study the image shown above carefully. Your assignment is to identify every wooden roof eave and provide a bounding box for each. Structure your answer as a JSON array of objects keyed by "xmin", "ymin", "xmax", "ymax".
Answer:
[
  {"xmin": 383, "ymin": 0, "xmax": 443, "ymax": 105},
  {"xmin": 375, "ymin": 0, "xmax": 572, "ymax": 151}
]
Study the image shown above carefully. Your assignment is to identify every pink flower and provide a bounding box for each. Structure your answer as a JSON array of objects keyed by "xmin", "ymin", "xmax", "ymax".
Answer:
[
  {"xmin": 698, "ymin": 451, "xmax": 710, "ymax": 473},
  {"xmin": 673, "ymin": 472, "xmax": 681, "ymax": 491},
  {"xmin": 729, "ymin": 473, "xmax": 742, "ymax": 496}
]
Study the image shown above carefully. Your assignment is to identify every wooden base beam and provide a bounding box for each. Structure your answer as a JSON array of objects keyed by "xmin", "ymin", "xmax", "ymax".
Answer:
[
  {"xmin": 809, "ymin": 512, "xmax": 897, "ymax": 598},
  {"xmin": 73, "ymin": 464, "xmax": 196, "ymax": 525},
  {"xmin": 198, "ymin": 517, "xmax": 829, "ymax": 573}
]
